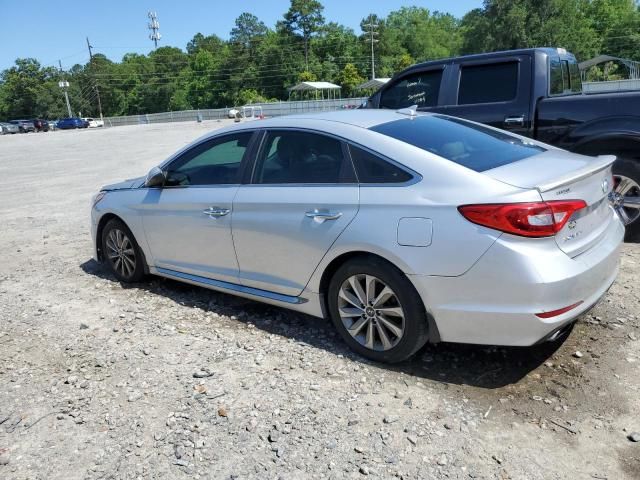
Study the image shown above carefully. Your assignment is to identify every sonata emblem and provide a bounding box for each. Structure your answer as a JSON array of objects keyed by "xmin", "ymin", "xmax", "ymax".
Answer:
[
  {"xmin": 602, "ymin": 178, "xmax": 609, "ymax": 193},
  {"xmin": 567, "ymin": 220, "xmax": 577, "ymax": 230}
]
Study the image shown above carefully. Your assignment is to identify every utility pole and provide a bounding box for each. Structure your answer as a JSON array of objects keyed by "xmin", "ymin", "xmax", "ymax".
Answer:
[
  {"xmin": 363, "ymin": 15, "xmax": 379, "ymax": 80},
  {"xmin": 85, "ymin": 37, "xmax": 104, "ymax": 121},
  {"xmin": 58, "ymin": 60, "xmax": 73, "ymax": 118},
  {"xmin": 148, "ymin": 12, "xmax": 161, "ymax": 49}
]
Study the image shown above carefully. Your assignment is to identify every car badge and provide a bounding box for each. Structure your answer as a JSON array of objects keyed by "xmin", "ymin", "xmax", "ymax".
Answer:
[
  {"xmin": 568, "ymin": 220, "xmax": 577, "ymax": 230},
  {"xmin": 602, "ymin": 178, "xmax": 609, "ymax": 193}
]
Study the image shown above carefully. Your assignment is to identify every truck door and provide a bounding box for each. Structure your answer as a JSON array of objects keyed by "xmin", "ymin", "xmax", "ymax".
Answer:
[
  {"xmin": 373, "ymin": 65, "xmax": 450, "ymax": 113},
  {"xmin": 444, "ymin": 55, "xmax": 533, "ymax": 137}
]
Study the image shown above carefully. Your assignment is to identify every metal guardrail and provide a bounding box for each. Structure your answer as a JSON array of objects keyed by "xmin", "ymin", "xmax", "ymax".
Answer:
[
  {"xmin": 583, "ymin": 79, "xmax": 640, "ymax": 93},
  {"xmin": 103, "ymin": 98, "xmax": 368, "ymax": 128}
]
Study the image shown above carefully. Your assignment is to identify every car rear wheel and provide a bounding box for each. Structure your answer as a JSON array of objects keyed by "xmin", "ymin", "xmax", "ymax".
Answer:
[
  {"xmin": 101, "ymin": 218, "xmax": 146, "ymax": 282},
  {"xmin": 612, "ymin": 158, "xmax": 640, "ymax": 241},
  {"xmin": 327, "ymin": 257, "xmax": 429, "ymax": 363}
]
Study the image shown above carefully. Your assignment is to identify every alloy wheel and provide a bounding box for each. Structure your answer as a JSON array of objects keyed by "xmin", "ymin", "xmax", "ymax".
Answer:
[
  {"xmin": 337, "ymin": 274, "xmax": 405, "ymax": 352},
  {"xmin": 105, "ymin": 228, "xmax": 137, "ymax": 279},
  {"xmin": 612, "ymin": 175, "xmax": 640, "ymax": 226}
]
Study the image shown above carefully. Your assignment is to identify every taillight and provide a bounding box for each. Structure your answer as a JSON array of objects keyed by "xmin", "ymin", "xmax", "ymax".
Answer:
[{"xmin": 458, "ymin": 200, "xmax": 587, "ymax": 237}]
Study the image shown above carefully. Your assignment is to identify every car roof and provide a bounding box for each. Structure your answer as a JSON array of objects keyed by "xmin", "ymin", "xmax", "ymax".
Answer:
[{"xmin": 231, "ymin": 109, "xmax": 425, "ymax": 131}]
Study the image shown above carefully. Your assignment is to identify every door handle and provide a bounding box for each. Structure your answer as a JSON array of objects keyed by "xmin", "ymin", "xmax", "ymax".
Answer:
[
  {"xmin": 203, "ymin": 207, "xmax": 230, "ymax": 218},
  {"xmin": 504, "ymin": 116, "xmax": 525, "ymax": 127},
  {"xmin": 305, "ymin": 210, "xmax": 343, "ymax": 221}
]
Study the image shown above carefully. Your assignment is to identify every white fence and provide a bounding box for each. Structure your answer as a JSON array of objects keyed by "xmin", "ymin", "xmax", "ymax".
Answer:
[
  {"xmin": 103, "ymin": 97, "xmax": 368, "ymax": 128},
  {"xmin": 583, "ymin": 79, "xmax": 640, "ymax": 93}
]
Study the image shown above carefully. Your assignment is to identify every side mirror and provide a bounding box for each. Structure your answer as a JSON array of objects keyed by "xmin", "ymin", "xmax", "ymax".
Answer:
[{"xmin": 144, "ymin": 166, "xmax": 165, "ymax": 188}]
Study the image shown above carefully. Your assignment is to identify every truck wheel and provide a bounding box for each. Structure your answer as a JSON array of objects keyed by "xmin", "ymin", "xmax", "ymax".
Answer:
[{"xmin": 612, "ymin": 158, "xmax": 640, "ymax": 241}]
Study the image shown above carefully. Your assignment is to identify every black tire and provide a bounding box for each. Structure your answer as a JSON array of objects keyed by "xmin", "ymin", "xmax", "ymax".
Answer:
[
  {"xmin": 613, "ymin": 157, "xmax": 640, "ymax": 241},
  {"xmin": 101, "ymin": 218, "xmax": 146, "ymax": 282},
  {"xmin": 327, "ymin": 256, "xmax": 429, "ymax": 363}
]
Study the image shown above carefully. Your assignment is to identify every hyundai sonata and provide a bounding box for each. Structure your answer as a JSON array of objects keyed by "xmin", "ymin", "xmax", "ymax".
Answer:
[{"xmin": 91, "ymin": 110, "xmax": 624, "ymax": 362}]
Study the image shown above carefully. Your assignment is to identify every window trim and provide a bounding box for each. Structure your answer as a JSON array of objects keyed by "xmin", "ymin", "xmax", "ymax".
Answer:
[
  {"xmin": 345, "ymin": 142, "xmax": 421, "ymax": 187},
  {"xmin": 455, "ymin": 58, "xmax": 521, "ymax": 106},
  {"xmin": 248, "ymin": 128, "xmax": 358, "ymax": 186},
  {"xmin": 159, "ymin": 130, "xmax": 259, "ymax": 188},
  {"xmin": 378, "ymin": 65, "xmax": 446, "ymax": 110}
]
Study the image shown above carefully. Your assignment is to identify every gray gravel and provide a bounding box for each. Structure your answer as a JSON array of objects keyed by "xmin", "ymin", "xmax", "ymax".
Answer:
[{"xmin": 1, "ymin": 123, "xmax": 639, "ymax": 479}]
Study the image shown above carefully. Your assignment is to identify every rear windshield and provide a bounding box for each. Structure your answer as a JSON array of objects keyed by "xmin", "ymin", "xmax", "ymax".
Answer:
[{"xmin": 370, "ymin": 115, "xmax": 545, "ymax": 172}]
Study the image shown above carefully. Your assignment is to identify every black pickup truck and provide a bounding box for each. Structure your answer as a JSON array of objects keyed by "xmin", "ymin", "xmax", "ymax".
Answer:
[{"xmin": 366, "ymin": 47, "xmax": 640, "ymax": 238}]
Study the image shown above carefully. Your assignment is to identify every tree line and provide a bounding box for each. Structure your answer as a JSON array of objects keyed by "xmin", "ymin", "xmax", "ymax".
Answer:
[{"xmin": 1, "ymin": 0, "xmax": 639, "ymax": 120}]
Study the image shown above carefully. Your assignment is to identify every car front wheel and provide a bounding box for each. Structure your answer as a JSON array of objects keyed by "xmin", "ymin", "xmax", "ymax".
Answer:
[
  {"xmin": 101, "ymin": 218, "xmax": 146, "ymax": 282},
  {"xmin": 327, "ymin": 256, "xmax": 430, "ymax": 363}
]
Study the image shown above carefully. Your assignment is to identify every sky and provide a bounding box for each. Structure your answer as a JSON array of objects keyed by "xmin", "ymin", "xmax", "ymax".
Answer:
[{"xmin": 0, "ymin": 0, "xmax": 481, "ymax": 71}]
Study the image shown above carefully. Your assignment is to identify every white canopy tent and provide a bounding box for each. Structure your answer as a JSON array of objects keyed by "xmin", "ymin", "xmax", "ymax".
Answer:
[
  {"xmin": 288, "ymin": 81, "xmax": 341, "ymax": 100},
  {"xmin": 356, "ymin": 78, "xmax": 391, "ymax": 90}
]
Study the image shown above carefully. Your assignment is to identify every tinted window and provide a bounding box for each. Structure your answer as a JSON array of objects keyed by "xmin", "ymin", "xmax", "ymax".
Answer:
[
  {"xmin": 166, "ymin": 132, "xmax": 252, "ymax": 186},
  {"xmin": 349, "ymin": 145, "xmax": 412, "ymax": 183},
  {"xmin": 370, "ymin": 115, "xmax": 545, "ymax": 172},
  {"xmin": 550, "ymin": 57, "xmax": 564, "ymax": 95},
  {"xmin": 567, "ymin": 60, "xmax": 582, "ymax": 93},
  {"xmin": 379, "ymin": 70, "xmax": 443, "ymax": 109},
  {"xmin": 254, "ymin": 131, "xmax": 355, "ymax": 184},
  {"xmin": 458, "ymin": 62, "xmax": 518, "ymax": 104}
]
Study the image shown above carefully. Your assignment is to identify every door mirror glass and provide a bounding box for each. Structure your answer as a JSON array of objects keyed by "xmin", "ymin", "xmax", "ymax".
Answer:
[{"xmin": 145, "ymin": 166, "xmax": 166, "ymax": 187}]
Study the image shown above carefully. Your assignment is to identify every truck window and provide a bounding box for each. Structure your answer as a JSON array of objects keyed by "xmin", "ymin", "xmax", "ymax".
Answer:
[
  {"xmin": 379, "ymin": 70, "xmax": 443, "ymax": 109},
  {"xmin": 550, "ymin": 57, "xmax": 564, "ymax": 95},
  {"xmin": 567, "ymin": 61, "xmax": 582, "ymax": 93},
  {"xmin": 458, "ymin": 62, "xmax": 518, "ymax": 105},
  {"xmin": 550, "ymin": 57, "xmax": 582, "ymax": 95}
]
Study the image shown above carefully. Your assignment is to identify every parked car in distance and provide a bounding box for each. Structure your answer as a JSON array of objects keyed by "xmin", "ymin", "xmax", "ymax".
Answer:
[
  {"xmin": 48, "ymin": 120, "xmax": 58, "ymax": 131},
  {"xmin": 91, "ymin": 110, "xmax": 624, "ymax": 363},
  {"xmin": 82, "ymin": 117, "xmax": 104, "ymax": 128},
  {"xmin": 31, "ymin": 118, "xmax": 49, "ymax": 132},
  {"xmin": 9, "ymin": 120, "xmax": 35, "ymax": 133},
  {"xmin": 57, "ymin": 117, "xmax": 89, "ymax": 129},
  {"xmin": 0, "ymin": 122, "xmax": 20, "ymax": 134},
  {"xmin": 366, "ymin": 47, "xmax": 640, "ymax": 239}
]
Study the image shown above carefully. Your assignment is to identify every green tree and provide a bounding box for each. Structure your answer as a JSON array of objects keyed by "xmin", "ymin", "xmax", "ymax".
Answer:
[
  {"xmin": 338, "ymin": 63, "xmax": 364, "ymax": 96},
  {"xmin": 282, "ymin": 0, "xmax": 326, "ymax": 69}
]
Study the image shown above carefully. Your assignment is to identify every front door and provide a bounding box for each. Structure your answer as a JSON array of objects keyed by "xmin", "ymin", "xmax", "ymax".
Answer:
[
  {"xmin": 140, "ymin": 131, "xmax": 255, "ymax": 282},
  {"xmin": 232, "ymin": 129, "xmax": 359, "ymax": 297}
]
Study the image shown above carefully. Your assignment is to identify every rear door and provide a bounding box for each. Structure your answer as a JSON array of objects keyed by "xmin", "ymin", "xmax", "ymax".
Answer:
[
  {"xmin": 445, "ymin": 55, "xmax": 533, "ymax": 136},
  {"xmin": 232, "ymin": 129, "xmax": 359, "ymax": 297}
]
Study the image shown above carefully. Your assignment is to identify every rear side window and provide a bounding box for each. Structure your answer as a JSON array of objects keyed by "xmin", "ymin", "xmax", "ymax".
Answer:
[
  {"xmin": 379, "ymin": 70, "xmax": 443, "ymax": 109},
  {"xmin": 458, "ymin": 62, "xmax": 518, "ymax": 104},
  {"xmin": 349, "ymin": 145, "xmax": 412, "ymax": 183},
  {"xmin": 370, "ymin": 115, "xmax": 545, "ymax": 172},
  {"xmin": 253, "ymin": 130, "xmax": 356, "ymax": 184},
  {"xmin": 550, "ymin": 57, "xmax": 582, "ymax": 95}
]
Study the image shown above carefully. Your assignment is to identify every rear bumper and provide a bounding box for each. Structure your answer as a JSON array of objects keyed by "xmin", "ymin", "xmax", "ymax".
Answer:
[{"xmin": 409, "ymin": 213, "xmax": 624, "ymax": 346}]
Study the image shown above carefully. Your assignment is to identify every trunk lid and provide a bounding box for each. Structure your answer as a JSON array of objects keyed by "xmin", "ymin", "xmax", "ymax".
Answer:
[{"xmin": 484, "ymin": 150, "xmax": 616, "ymax": 257}]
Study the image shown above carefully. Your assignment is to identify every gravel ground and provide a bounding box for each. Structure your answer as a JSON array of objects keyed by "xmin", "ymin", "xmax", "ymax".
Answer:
[{"xmin": 0, "ymin": 123, "xmax": 639, "ymax": 480}]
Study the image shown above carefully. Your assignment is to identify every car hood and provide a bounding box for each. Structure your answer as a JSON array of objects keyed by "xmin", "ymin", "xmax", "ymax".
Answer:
[{"xmin": 102, "ymin": 175, "xmax": 146, "ymax": 191}]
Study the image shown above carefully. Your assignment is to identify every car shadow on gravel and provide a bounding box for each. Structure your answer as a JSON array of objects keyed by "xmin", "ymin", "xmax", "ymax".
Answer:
[{"xmin": 81, "ymin": 259, "xmax": 566, "ymax": 390}]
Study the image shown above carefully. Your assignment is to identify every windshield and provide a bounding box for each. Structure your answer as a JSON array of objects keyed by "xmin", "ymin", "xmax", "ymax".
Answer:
[{"xmin": 370, "ymin": 115, "xmax": 545, "ymax": 172}]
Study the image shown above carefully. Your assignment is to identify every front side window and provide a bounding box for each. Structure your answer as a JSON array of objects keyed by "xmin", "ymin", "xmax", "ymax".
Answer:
[
  {"xmin": 165, "ymin": 132, "xmax": 253, "ymax": 186},
  {"xmin": 379, "ymin": 70, "xmax": 443, "ymax": 109},
  {"xmin": 349, "ymin": 145, "xmax": 413, "ymax": 183},
  {"xmin": 370, "ymin": 115, "xmax": 545, "ymax": 172},
  {"xmin": 458, "ymin": 61, "xmax": 518, "ymax": 105},
  {"xmin": 253, "ymin": 130, "xmax": 356, "ymax": 184}
]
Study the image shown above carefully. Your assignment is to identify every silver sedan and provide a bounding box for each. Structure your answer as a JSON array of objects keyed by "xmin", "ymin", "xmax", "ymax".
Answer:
[{"xmin": 90, "ymin": 110, "xmax": 624, "ymax": 362}]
